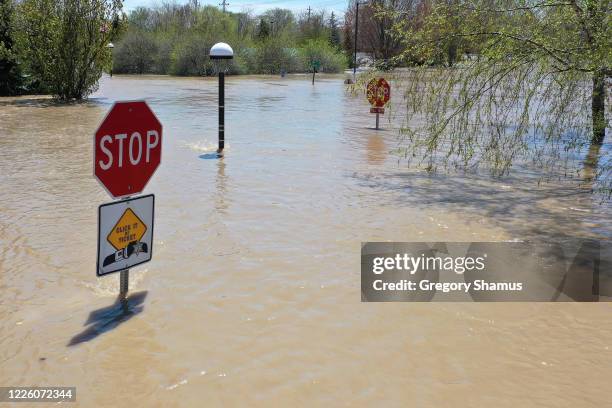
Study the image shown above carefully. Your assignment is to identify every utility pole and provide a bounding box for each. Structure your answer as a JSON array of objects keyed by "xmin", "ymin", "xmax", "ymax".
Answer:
[
  {"xmin": 353, "ymin": 1, "xmax": 360, "ymax": 79},
  {"xmin": 307, "ymin": 6, "xmax": 311, "ymax": 22},
  {"xmin": 219, "ymin": 0, "xmax": 228, "ymax": 13}
]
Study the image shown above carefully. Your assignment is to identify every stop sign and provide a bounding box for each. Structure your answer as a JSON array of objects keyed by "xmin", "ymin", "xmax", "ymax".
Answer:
[
  {"xmin": 367, "ymin": 78, "xmax": 391, "ymax": 107},
  {"xmin": 94, "ymin": 101, "xmax": 162, "ymax": 198}
]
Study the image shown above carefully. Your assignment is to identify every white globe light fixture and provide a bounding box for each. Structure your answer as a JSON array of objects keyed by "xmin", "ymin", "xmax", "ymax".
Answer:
[
  {"xmin": 209, "ymin": 42, "xmax": 233, "ymax": 60},
  {"xmin": 209, "ymin": 43, "xmax": 233, "ymax": 154}
]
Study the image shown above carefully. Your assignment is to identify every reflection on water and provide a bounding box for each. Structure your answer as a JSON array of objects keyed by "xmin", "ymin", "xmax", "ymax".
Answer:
[
  {"xmin": 583, "ymin": 143, "xmax": 603, "ymax": 185},
  {"xmin": 366, "ymin": 133, "xmax": 386, "ymax": 165},
  {"xmin": 0, "ymin": 74, "xmax": 611, "ymax": 406},
  {"xmin": 213, "ymin": 157, "xmax": 228, "ymax": 214}
]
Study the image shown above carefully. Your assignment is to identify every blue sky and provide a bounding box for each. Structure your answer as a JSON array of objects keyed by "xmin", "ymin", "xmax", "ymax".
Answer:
[{"xmin": 122, "ymin": 0, "xmax": 349, "ymax": 18}]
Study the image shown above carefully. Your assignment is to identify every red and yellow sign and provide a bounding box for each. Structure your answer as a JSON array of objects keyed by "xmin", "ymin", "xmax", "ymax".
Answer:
[
  {"xmin": 107, "ymin": 208, "xmax": 147, "ymax": 250},
  {"xmin": 367, "ymin": 78, "xmax": 391, "ymax": 108}
]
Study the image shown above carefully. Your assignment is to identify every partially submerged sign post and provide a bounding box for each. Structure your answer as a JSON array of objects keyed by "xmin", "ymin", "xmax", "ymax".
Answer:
[
  {"xmin": 311, "ymin": 60, "xmax": 320, "ymax": 85},
  {"xmin": 367, "ymin": 78, "xmax": 391, "ymax": 130},
  {"xmin": 93, "ymin": 100, "xmax": 162, "ymax": 299}
]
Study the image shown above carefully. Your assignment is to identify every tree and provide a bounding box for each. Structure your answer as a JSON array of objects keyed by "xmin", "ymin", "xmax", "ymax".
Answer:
[
  {"xmin": 345, "ymin": 0, "xmax": 408, "ymax": 60},
  {"xmin": 298, "ymin": 9, "xmax": 328, "ymax": 41},
  {"xmin": 17, "ymin": 0, "xmax": 122, "ymax": 100},
  {"xmin": 257, "ymin": 18, "xmax": 271, "ymax": 40},
  {"xmin": 381, "ymin": 0, "xmax": 610, "ymax": 193},
  {"xmin": 235, "ymin": 11, "xmax": 255, "ymax": 39},
  {"xmin": 329, "ymin": 11, "xmax": 341, "ymax": 47},
  {"xmin": 262, "ymin": 8, "xmax": 295, "ymax": 35},
  {"xmin": 342, "ymin": 16, "xmax": 354, "ymax": 66},
  {"xmin": 0, "ymin": 0, "xmax": 23, "ymax": 95},
  {"xmin": 113, "ymin": 30, "xmax": 157, "ymax": 74}
]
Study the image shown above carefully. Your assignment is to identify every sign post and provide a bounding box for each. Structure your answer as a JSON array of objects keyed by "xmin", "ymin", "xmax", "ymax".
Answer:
[
  {"xmin": 94, "ymin": 101, "xmax": 162, "ymax": 299},
  {"xmin": 311, "ymin": 60, "xmax": 320, "ymax": 85},
  {"xmin": 120, "ymin": 270, "xmax": 128, "ymax": 298},
  {"xmin": 367, "ymin": 78, "xmax": 391, "ymax": 130}
]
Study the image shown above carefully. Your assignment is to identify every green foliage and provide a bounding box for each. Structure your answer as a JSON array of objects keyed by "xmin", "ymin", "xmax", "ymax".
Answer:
[
  {"xmin": 299, "ymin": 39, "xmax": 346, "ymax": 73},
  {"xmin": 261, "ymin": 8, "xmax": 295, "ymax": 34},
  {"xmin": 254, "ymin": 36, "xmax": 299, "ymax": 74},
  {"xmin": 170, "ymin": 35, "xmax": 213, "ymax": 76},
  {"xmin": 297, "ymin": 9, "xmax": 329, "ymax": 43},
  {"xmin": 0, "ymin": 0, "xmax": 23, "ymax": 95},
  {"xmin": 376, "ymin": 0, "xmax": 611, "ymax": 196},
  {"xmin": 328, "ymin": 12, "xmax": 340, "ymax": 48},
  {"xmin": 114, "ymin": 30, "xmax": 158, "ymax": 74},
  {"xmin": 257, "ymin": 19, "xmax": 271, "ymax": 40},
  {"xmin": 111, "ymin": 4, "xmax": 346, "ymax": 76},
  {"xmin": 16, "ymin": 0, "xmax": 122, "ymax": 100}
]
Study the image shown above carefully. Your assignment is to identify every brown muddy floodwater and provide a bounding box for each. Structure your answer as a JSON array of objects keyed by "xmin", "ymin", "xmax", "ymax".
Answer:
[{"xmin": 1, "ymin": 74, "xmax": 611, "ymax": 407}]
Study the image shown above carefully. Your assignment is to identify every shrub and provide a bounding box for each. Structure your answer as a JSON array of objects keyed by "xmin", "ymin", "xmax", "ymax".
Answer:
[
  {"xmin": 170, "ymin": 36, "xmax": 213, "ymax": 76},
  {"xmin": 255, "ymin": 38, "xmax": 300, "ymax": 74},
  {"xmin": 114, "ymin": 31, "xmax": 158, "ymax": 74},
  {"xmin": 154, "ymin": 38, "xmax": 173, "ymax": 74},
  {"xmin": 16, "ymin": 0, "xmax": 120, "ymax": 100},
  {"xmin": 298, "ymin": 39, "xmax": 346, "ymax": 73}
]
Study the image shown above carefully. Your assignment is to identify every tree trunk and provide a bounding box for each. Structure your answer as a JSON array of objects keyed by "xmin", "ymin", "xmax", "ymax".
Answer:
[
  {"xmin": 591, "ymin": 71, "xmax": 606, "ymax": 145},
  {"xmin": 447, "ymin": 40, "xmax": 457, "ymax": 67}
]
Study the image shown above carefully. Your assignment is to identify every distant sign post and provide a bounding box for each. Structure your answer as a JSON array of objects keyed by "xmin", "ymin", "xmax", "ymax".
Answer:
[
  {"xmin": 367, "ymin": 78, "xmax": 391, "ymax": 130},
  {"xmin": 93, "ymin": 100, "xmax": 162, "ymax": 299},
  {"xmin": 311, "ymin": 60, "xmax": 320, "ymax": 85}
]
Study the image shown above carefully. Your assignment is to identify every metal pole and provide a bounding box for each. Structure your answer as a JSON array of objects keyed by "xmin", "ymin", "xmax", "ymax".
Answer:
[
  {"xmin": 119, "ymin": 269, "xmax": 129, "ymax": 300},
  {"xmin": 353, "ymin": 1, "xmax": 359, "ymax": 80},
  {"xmin": 312, "ymin": 69, "xmax": 315, "ymax": 85},
  {"xmin": 218, "ymin": 71, "xmax": 225, "ymax": 153},
  {"xmin": 376, "ymin": 112, "xmax": 379, "ymax": 130}
]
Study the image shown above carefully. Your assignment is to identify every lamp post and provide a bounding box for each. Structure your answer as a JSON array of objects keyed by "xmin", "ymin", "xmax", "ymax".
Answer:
[
  {"xmin": 353, "ymin": 2, "xmax": 359, "ymax": 80},
  {"xmin": 106, "ymin": 42, "xmax": 114, "ymax": 77},
  {"xmin": 210, "ymin": 42, "xmax": 234, "ymax": 154}
]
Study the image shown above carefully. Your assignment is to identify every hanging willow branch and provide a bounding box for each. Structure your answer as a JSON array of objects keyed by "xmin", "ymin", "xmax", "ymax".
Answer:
[{"xmin": 350, "ymin": 0, "xmax": 611, "ymax": 198}]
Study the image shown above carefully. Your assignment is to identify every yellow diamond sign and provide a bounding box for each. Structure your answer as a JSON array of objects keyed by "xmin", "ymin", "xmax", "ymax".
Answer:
[{"xmin": 107, "ymin": 208, "xmax": 147, "ymax": 250}]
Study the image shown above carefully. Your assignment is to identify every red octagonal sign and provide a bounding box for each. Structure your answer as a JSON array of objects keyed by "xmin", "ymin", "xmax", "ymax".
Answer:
[
  {"xmin": 367, "ymin": 78, "xmax": 391, "ymax": 108},
  {"xmin": 94, "ymin": 101, "xmax": 162, "ymax": 198}
]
